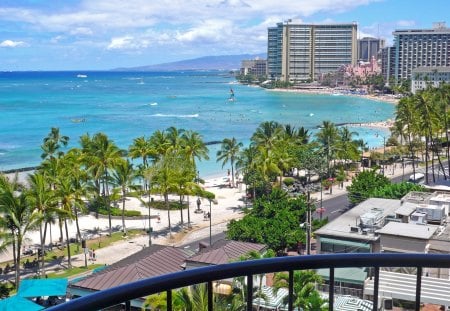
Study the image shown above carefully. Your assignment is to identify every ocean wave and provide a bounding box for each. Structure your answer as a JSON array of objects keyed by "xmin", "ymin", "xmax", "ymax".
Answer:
[
  {"xmin": 152, "ymin": 113, "xmax": 199, "ymax": 118},
  {"xmin": 150, "ymin": 102, "xmax": 158, "ymax": 106}
]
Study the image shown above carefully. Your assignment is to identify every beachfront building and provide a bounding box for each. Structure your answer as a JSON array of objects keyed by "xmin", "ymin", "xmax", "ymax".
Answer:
[
  {"xmin": 381, "ymin": 46, "xmax": 396, "ymax": 85},
  {"xmin": 392, "ymin": 22, "xmax": 450, "ymax": 82},
  {"xmin": 240, "ymin": 58, "xmax": 267, "ymax": 77},
  {"xmin": 357, "ymin": 37, "xmax": 385, "ymax": 62},
  {"xmin": 411, "ymin": 66, "xmax": 450, "ymax": 93},
  {"xmin": 267, "ymin": 20, "xmax": 357, "ymax": 83}
]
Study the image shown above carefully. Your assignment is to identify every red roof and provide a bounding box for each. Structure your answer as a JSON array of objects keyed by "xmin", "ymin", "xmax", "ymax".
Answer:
[
  {"xmin": 186, "ymin": 240, "xmax": 266, "ymax": 265},
  {"xmin": 72, "ymin": 245, "xmax": 192, "ymax": 291}
]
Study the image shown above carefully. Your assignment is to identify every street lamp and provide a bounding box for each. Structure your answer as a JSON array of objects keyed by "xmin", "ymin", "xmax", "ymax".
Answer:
[
  {"xmin": 375, "ymin": 133, "xmax": 386, "ymax": 175},
  {"xmin": 209, "ymin": 198, "xmax": 212, "ymax": 246}
]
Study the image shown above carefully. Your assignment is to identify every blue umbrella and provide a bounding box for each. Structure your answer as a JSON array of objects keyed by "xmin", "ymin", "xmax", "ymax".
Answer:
[{"xmin": 0, "ymin": 295, "xmax": 43, "ymax": 311}]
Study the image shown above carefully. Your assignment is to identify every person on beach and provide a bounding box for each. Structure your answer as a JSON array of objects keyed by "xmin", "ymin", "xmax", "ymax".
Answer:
[{"xmin": 197, "ymin": 197, "xmax": 201, "ymax": 210}]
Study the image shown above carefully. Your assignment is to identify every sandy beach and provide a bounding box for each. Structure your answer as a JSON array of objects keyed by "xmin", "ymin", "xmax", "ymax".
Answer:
[
  {"xmin": 0, "ymin": 173, "xmax": 247, "ymax": 265},
  {"xmin": 267, "ymin": 87, "xmax": 400, "ymax": 105}
]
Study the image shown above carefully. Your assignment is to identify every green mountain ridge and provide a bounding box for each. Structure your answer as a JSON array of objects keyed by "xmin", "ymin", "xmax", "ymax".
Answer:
[{"xmin": 112, "ymin": 53, "xmax": 266, "ymax": 71}]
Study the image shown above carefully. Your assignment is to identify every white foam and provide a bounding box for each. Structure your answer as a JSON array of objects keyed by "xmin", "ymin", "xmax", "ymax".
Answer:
[
  {"xmin": 150, "ymin": 102, "xmax": 158, "ymax": 106},
  {"xmin": 152, "ymin": 113, "xmax": 199, "ymax": 118}
]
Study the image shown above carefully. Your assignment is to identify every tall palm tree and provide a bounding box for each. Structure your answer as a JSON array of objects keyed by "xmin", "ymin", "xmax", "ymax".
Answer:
[
  {"xmin": 148, "ymin": 151, "xmax": 179, "ymax": 236},
  {"xmin": 315, "ymin": 121, "xmax": 339, "ymax": 177},
  {"xmin": 181, "ymin": 130, "xmax": 209, "ymax": 180},
  {"xmin": 89, "ymin": 133, "xmax": 124, "ymax": 236},
  {"xmin": 111, "ymin": 159, "xmax": 137, "ymax": 235},
  {"xmin": 336, "ymin": 127, "xmax": 359, "ymax": 172},
  {"xmin": 217, "ymin": 137, "xmax": 243, "ymax": 187},
  {"xmin": 129, "ymin": 136, "xmax": 154, "ymax": 194},
  {"xmin": 0, "ymin": 174, "xmax": 40, "ymax": 289},
  {"xmin": 251, "ymin": 121, "xmax": 282, "ymax": 149},
  {"xmin": 240, "ymin": 249, "xmax": 275, "ymax": 311},
  {"xmin": 395, "ymin": 96, "xmax": 419, "ymax": 177},
  {"xmin": 41, "ymin": 127, "xmax": 69, "ymax": 160},
  {"xmin": 273, "ymin": 270, "xmax": 325, "ymax": 310},
  {"xmin": 26, "ymin": 172, "xmax": 57, "ymax": 276}
]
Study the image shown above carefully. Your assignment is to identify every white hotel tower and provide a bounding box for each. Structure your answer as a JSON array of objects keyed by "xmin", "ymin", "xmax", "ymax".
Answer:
[{"xmin": 267, "ymin": 20, "xmax": 357, "ymax": 83}]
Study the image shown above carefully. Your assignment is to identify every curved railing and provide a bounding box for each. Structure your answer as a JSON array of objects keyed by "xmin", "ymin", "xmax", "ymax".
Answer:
[{"xmin": 48, "ymin": 253, "xmax": 450, "ymax": 311}]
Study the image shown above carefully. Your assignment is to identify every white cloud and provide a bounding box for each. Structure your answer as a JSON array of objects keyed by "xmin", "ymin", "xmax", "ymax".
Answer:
[
  {"xmin": 70, "ymin": 27, "xmax": 94, "ymax": 36},
  {"xmin": 107, "ymin": 36, "xmax": 150, "ymax": 50},
  {"xmin": 396, "ymin": 20, "xmax": 416, "ymax": 27},
  {"xmin": 0, "ymin": 40, "xmax": 26, "ymax": 48},
  {"xmin": 176, "ymin": 20, "xmax": 233, "ymax": 44}
]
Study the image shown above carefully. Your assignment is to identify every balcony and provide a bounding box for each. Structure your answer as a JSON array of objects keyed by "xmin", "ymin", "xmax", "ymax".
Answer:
[{"xmin": 48, "ymin": 253, "xmax": 450, "ymax": 311}]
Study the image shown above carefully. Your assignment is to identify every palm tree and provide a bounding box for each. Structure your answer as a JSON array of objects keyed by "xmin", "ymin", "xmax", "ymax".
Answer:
[
  {"xmin": 41, "ymin": 127, "xmax": 69, "ymax": 160},
  {"xmin": 336, "ymin": 127, "xmax": 359, "ymax": 172},
  {"xmin": 129, "ymin": 136, "xmax": 154, "ymax": 194},
  {"xmin": 181, "ymin": 130, "xmax": 209, "ymax": 180},
  {"xmin": 273, "ymin": 270, "xmax": 325, "ymax": 310},
  {"xmin": 111, "ymin": 159, "xmax": 137, "ymax": 235},
  {"xmin": 148, "ymin": 151, "xmax": 179, "ymax": 236},
  {"xmin": 240, "ymin": 249, "xmax": 276, "ymax": 310},
  {"xmin": 173, "ymin": 284, "xmax": 209, "ymax": 311},
  {"xmin": 251, "ymin": 121, "xmax": 283, "ymax": 149},
  {"xmin": 89, "ymin": 133, "xmax": 124, "ymax": 236},
  {"xmin": 315, "ymin": 121, "xmax": 339, "ymax": 177},
  {"xmin": 217, "ymin": 137, "xmax": 243, "ymax": 187},
  {"xmin": 0, "ymin": 174, "xmax": 40, "ymax": 289},
  {"xmin": 26, "ymin": 172, "xmax": 56, "ymax": 276}
]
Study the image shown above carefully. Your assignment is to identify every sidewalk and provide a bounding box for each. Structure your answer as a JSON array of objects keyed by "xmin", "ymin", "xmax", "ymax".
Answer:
[{"xmin": 1, "ymin": 164, "xmax": 417, "ymax": 275}]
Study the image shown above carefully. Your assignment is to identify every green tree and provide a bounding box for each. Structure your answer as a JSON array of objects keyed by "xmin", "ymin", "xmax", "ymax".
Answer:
[
  {"xmin": 372, "ymin": 182, "xmax": 427, "ymax": 199},
  {"xmin": 0, "ymin": 174, "xmax": 40, "ymax": 289},
  {"xmin": 26, "ymin": 172, "xmax": 57, "ymax": 276},
  {"xmin": 227, "ymin": 189, "xmax": 307, "ymax": 253},
  {"xmin": 217, "ymin": 137, "xmax": 243, "ymax": 187},
  {"xmin": 346, "ymin": 170, "xmax": 390, "ymax": 205},
  {"xmin": 111, "ymin": 159, "xmax": 138, "ymax": 235},
  {"xmin": 240, "ymin": 249, "xmax": 276, "ymax": 311},
  {"xmin": 40, "ymin": 127, "xmax": 69, "ymax": 160},
  {"xmin": 315, "ymin": 121, "xmax": 339, "ymax": 177},
  {"xmin": 273, "ymin": 270, "xmax": 327, "ymax": 310}
]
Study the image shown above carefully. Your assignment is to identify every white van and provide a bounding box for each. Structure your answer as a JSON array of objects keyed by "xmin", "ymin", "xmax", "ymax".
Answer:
[{"xmin": 408, "ymin": 173, "xmax": 425, "ymax": 184}]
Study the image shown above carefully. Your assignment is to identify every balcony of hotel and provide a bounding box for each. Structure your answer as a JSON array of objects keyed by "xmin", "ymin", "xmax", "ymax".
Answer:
[{"xmin": 47, "ymin": 252, "xmax": 450, "ymax": 311}]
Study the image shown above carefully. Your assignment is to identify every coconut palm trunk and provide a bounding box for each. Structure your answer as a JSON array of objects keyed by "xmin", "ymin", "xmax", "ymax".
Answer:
[{"xmin": 64, "ymin": 219, "xmax": 72, "ymax": 268}]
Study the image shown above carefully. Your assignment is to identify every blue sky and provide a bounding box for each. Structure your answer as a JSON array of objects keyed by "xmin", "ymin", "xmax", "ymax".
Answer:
[{"xmin": 0, "ymin": 0, "xmax": 448, "ymax": 70}]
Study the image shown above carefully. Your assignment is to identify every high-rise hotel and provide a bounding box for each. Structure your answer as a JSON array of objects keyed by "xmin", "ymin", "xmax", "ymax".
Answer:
[
  {"xmin": 392, "ymin": 22, "xmax": 450, "ymax": 81},
  {"xmin": 267, "ymin": 20, "xmax": 357, "ymax": 82}
]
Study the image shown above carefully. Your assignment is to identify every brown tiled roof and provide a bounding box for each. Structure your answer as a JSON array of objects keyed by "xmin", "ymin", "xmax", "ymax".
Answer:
[
  {"xmin": 186, "ymin": 240, "xmax": 266, "ymax": 265},
  {"xmin": 71, "ymin": 245, "xmax": 192, "ymax": 291}
]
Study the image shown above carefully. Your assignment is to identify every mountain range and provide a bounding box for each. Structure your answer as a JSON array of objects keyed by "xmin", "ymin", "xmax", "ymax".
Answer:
[{"xmin": 112, "ymin": 53, "xmax": 266, "ymax": 71}]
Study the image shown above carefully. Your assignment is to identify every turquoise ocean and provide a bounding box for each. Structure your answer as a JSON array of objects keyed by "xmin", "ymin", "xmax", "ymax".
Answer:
[{"xmin": 0, "ymin": 71, "xmax": 394, "ymax": 178}]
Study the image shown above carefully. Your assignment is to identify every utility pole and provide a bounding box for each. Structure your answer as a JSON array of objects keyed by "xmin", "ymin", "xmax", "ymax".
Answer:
[
  {"xmin": 148, "ymin": 197, "xmax": 153, "ymax": 246},
  {"xmin": 209, "ymin": 199, "xmax": 212, "ymax": 246},
  {"xmin": 306, "ymin": 191, "xmax": 311, "ymax": 255}
]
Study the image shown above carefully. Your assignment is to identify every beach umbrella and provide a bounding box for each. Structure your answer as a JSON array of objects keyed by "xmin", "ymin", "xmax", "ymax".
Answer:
[
  {"xmin": 0, "ymin": 295, "xmax": 43, "ymax": 311},
  {"xmin": 334, "ymin": 295, "xmax": 373, "ymax": 311}
]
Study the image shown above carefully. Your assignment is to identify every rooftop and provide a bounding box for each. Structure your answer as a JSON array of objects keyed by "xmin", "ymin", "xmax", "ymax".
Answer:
[
  {"xmin": 377, "ymin": 222, "xmax": 438, "ymax": 239},
  {"xmin": 314, "ymin": 198, "xmax": 410, "ymax": 241}
]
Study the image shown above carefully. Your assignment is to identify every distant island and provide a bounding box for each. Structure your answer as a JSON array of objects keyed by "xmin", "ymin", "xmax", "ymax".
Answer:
[{"xmin": 111, "ymin": 53, "xmax": 266, "ymax": 72}]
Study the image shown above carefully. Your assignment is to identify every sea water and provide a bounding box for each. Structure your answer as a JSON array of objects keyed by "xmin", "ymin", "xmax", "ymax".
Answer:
[{"xmin": 0, "ymin": 71, "xmax": 394, "ymax": 177}]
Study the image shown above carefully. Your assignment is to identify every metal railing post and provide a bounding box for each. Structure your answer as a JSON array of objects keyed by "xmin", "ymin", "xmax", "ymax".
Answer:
[
  {"xmin": 415, "ymin": 267, "xmax": 422, "ymax": 311},
  {"xmin": 329, "ymin": 268, "xmax": 334, "ymax": 311},
  {"xmin": 288, "ymin": 270, "xmax": 294, "ymax": 311},
  {"xmin": 208, "ymin": 281, "xmax": 213, "ymax": 311},
  {"xmin": 247, "ymin": 274, "xmax": 253, "ymax": 311},
  {"xmin": 373, "ymin": 267, "xmax": 379, "ymax": 311},
  {"xmin": 167, "ymin": 290, "xmax": 172, "ymax": 311}
]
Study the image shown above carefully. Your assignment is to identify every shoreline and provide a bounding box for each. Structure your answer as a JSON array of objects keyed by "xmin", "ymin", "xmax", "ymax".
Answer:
[{"xmin": 267, "ymin": 87, "xmax": 399, "ymax": 105}]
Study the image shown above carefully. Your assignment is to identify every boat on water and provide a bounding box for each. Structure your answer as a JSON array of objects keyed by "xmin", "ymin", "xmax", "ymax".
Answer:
[
  {"xmin": 71, "ymin": 118, "xmax": 86, "ymax": 123},
  {"xmin": 76, "ymin": 74, "xmax": 87, "ymax": 78}
]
